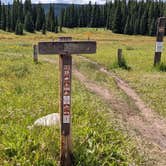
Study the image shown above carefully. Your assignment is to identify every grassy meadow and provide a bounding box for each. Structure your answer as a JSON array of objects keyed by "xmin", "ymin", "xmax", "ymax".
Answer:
[{"xmin": 0, "ymin": 28, "xmax": 166, "ymax": 165}]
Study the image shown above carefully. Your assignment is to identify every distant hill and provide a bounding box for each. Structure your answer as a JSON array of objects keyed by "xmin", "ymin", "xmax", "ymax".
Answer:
[{"xmin": 40, "ymin": 3, "xmax": 80, "ymax": 16}]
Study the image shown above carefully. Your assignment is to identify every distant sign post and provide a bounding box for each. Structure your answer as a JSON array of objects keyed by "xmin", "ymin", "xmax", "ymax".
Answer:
[
  {"xmin": 38, "ymin": 38, "xmax": 96, "ymax": 166},
  {"xmin": 33, "ymin": 44, "xmax": 38, "ymax": 63},
  {"xmin": 154, "ymin": 17, "xmax": 166, "ymax": 66}
]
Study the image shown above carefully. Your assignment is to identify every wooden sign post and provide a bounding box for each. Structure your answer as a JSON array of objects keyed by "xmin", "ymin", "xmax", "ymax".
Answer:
[
  {"xmin": 59, "ymin": 37, "xmax": 73, "ymax": 166},
  {"xmin": 117, "ymin": 48, "xmax": 122, "ymax": 65},
  {"xmin": 38, "ymin": 38, "xmax": 96, "ymax": 166},
  {"xmin": 154, "ymin": 17, "xmax": 166, "ymax": 66},
  {"xmin": 33, "ymin": 45, "xmax": 38, "ymax": 63}
]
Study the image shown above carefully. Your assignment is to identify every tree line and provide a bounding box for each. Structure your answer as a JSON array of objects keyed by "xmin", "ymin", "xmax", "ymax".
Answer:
[
  {"xmin": 60, "ymin": 0, "xmax": 166, "ymax": 36},
  {"xmin": 0, "ymin": 0, "xmax": 58, "ymax": 35},
  {"xmin": 0, "ymin": 0, "xmax": 166, "ymax": 36}
]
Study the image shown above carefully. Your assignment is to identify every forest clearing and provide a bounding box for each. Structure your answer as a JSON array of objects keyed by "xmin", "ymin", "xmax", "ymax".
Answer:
[{"xmin": 0, "ymin": 28, "xmax": 166, "ymax": 165}]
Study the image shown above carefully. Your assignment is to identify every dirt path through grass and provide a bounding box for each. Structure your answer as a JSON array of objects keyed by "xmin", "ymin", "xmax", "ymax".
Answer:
[
  {"xmin": 42, "ymin": 57, "xmax": 166, "ymax": 165},
  {"xmin": 78, "ymin": 56, "xmax": 166, "ymax": 144}
]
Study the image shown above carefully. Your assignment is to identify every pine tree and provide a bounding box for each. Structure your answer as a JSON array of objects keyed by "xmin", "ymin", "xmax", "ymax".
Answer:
[
  {"xmin": 90, "ymin": 3, "xmax": 98, "ymax": 27},
  {"xmin": 99, "ymin": 6, "xmax": 105, "ymax": 27},
  {"xmin": 134, "ymin": 19, "xmax": 139, "ymax": 35},
  {"xmin": 11, "ymin": 0, "xmax": 16, "ymax": 31},
  {"xmin": 78, "ymin": 6, "xmax": 84, "ymax": 27},
  {"xmin": 1, "ymin": 3, "xmax": 6, "ymax": 31},
  {"xmin": 129, "ymin": 15, "xmax": 134, "ymax": 35},
  {"xmin": 32, "ymin": 5, "xmax": 37, "ymax": 28},
  {"xmin": 124, "ymin": 16, "xmax": 130, "ymax": 34},
  {"xmin": 59, "ymin": 9, "xmax": 64, "ymax": 32},
  {"xmin": 46, "ymin": 4, "xmax": 55, "ymax": 32},
  {"xmin": 18, "ymin": 0, "xmax": 24, "ymax": 23},
  {"xmin": 36, "ymin": 3, "xmax": 45, "ymax": 31},
  {"xmin": 24, "ymin": 0, "xmax": 32, "ymax": 16},
  {"xmin": 15, "ymin": 19, "xmax": 23, "ymax": 35},
  {"xmin": 0, "ymin": 1, "xmax": 2, "ymax": 29},
  {"xmin": 42, "ymin": 22, "xmax": 46, "ymax": 34},
  {"xmin": 24, "ymin": 12, "xmax": 34, "ymax": 32},
  {"xmin": 106, "ymin": 2, "xmax": 113, "ymax": 30},
  {"xmin": 149, "ymin": 18, "xmax": 156, "ymax": 36},
  {"xmin": 139, "ymin": 13, "xmax": 147, "ymax": 35},
  {"xmin": 6, "ymin": 4, "xmax": 11, "ymax": 32},
  {"xmin": 11, "ymin": 0, "xmax": 20, "ymax": 32},
  {"xmin": 148, "ymin": 2, "xmax": 155, "ymax": 35},
  {"xmin": 112, "ymin": 4, "xmax": 122, "ymax": 33},
  {"xmin": 63, "ymin": 8, "xmax": 68, "ymax": 27},
  {"xmin": 87, "ymin": 1, "xmax": 92, "ymax": 27},
  {"xmin": 55, "ymin": 16, "xmax": 58, "ymax": 33}
]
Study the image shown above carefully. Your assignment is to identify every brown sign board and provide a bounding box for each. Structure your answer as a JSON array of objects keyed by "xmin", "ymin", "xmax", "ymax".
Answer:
[{"xmin": 38, "ymin": 41, "xmax": 96, "ymax": 55}]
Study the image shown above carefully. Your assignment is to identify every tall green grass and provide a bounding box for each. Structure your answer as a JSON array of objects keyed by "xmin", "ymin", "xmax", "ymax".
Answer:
[
  {"xmin": 156, "ymin": 62, "xmax": 166, "ymax": 72},
  {"xmin": 0, "ymin": 43, "xmax": 145, "ymax": 165}
]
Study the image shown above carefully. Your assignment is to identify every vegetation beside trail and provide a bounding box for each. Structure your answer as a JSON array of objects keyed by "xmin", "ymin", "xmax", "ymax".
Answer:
[
  {"xmin": 0, "ymin": 27, "xmax": 166, "ymax": 116},
  {"xmin": 82, "ymin": 29, "xmax": 166, "ymax": 118},
  {"xmin": 0, "ymin": 30, "xmax": 146, "ymax": 165}
]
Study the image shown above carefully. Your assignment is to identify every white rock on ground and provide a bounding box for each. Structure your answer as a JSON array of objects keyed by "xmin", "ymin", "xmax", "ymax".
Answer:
[{"xmin": 33, "ymin": 113, "xmax": 60, "ymax": 127}]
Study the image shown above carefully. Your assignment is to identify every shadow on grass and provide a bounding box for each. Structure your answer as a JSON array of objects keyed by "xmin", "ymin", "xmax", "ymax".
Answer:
[
  {"xmin": 111, "ymin": 57, "xmax": 131, "ymax": 71},
  {"xmin": 156, "ymin": 63, "xmax": 166, "ymax": 72}
]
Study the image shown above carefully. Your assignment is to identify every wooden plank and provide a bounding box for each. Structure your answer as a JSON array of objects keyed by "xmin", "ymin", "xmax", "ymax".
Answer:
[
  {"xmin": 38, "ymin": 41, "xmax": 96, "ymax": 55},
  {"xmin": 154, "ymin": 17, "xmax": 166, "ymax": 66}
]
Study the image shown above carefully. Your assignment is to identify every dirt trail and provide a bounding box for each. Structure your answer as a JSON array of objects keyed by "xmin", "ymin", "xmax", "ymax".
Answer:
[
  {"xmin": 78, "ymin": 56, "xmax": 166, "ymax": 146},
  {"xmin": 42, "ymin": 57, "xmax": 166, "ymax": 164}
]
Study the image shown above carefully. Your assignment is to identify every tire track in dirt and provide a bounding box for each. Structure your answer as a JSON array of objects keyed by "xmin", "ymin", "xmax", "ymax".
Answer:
[
  {"xmin": 78, "ymin": 56, "xmax": 166, "ymax": 148},
  {"xmin": 73, "ymin": 68, "xmax": 166, "ymax": 149},
  {"xmin": 42, "ymin": 57, "xmax": 166, "ymax": 165}
]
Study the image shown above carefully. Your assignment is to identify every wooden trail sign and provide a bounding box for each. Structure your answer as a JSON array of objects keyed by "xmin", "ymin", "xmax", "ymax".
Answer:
[
  {"xmin": 154, "ymin": 17, "xmax": 166, "ymax": 66},
  {"xmin": 38, "ymin": 37, "xmax": 96, "ymax": 166},
  {"xmin": 38, "ymin": 41, "xmax": 96, "ymax": 55}
]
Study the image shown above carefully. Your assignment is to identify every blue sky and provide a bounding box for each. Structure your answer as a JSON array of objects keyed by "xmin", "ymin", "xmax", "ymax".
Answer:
[{"xmin": 2, "ymin": 0, "xmax": 106, "ymax": 4}]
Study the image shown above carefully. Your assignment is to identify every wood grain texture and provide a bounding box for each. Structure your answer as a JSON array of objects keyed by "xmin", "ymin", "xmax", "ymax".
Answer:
[
  {"xmin": 60, "ymin": 55, "xmax": 72, "ymax": 136},
  {"xmin": 38, "ymin": 41, "xmax": 96, "ymax": 55},
  {"xmin": 117, "ymin": 49, "xmax": 122, "ymax": 65},
  {"xmin": 59, "ymin": 37, "xmax": 73, "ymax": 166},
  {"xmin": 156, "ymin": 17, "xmax": 166, "ymax": 42}
]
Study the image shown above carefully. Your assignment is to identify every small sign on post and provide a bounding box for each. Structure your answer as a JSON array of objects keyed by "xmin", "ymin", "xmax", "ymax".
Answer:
[
  {"xmin": 154, "ymin": 17, "xmax": 166, "ymax": 66},
  {"xmin": 33, "ymin": 45, "xmax": 38, "ymax": 63},
  {"xmin": 38, "ymin": 38, "xmax": 96, "ymax": 166}
]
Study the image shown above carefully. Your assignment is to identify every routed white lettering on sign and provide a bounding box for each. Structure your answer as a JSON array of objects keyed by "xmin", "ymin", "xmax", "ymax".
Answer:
[
  {"xmin": 156, "ymin": 42, "xmax": 163, "ymax": 52},
  {"xmin": 63, "ymin": 96, "xmax": 70, "ymax": 105},
  {"xmin": 63, "ymin": 115, "xmax": 70, "ymax": 124}
]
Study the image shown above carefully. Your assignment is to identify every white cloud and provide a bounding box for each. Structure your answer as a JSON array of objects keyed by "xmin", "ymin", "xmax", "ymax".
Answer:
[
  {"xmin": 3, "ymin": 0, "xmax": 106, "ymax": 4},
  {"xmin": 33, "ymin": 0, "xmax": 106, "ymax": 4}
]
